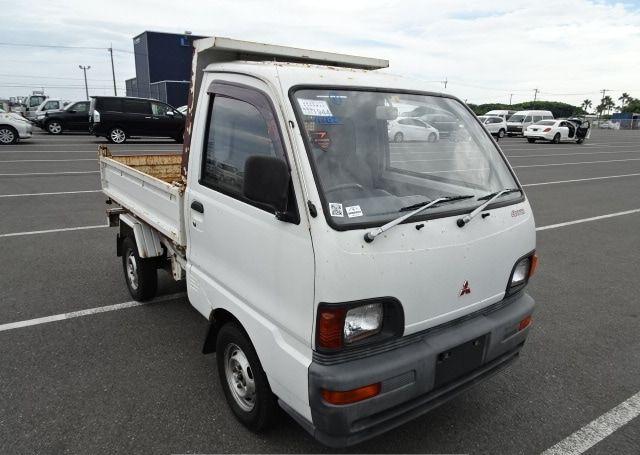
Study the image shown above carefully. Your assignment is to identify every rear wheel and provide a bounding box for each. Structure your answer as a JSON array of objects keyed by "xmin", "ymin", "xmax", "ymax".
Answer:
[
  {"xmin": 498, "ymin": 129, "xmax": 506, "ymax": 138},
  {"xmin": 46, "ymin": 120, "xmax": 63, "ymax": 135},
  {"xmin": 394, "ymin": 132, "xmax": 404, "ymax": 143},
  {"xmin": 527, "ymin": 138, "xmax": 535, "ymax": 143},
  {"xmin": 427, "ymin": 132, "xmax": 437, "ymax": 143},
  {"xmin": 121, "ymin": 237, "xmax": 157, "ymax": 301},
  {"xmin": 577, "ymin": 138, "xmax": 584, "ymax": 144},
  {"xmin": 0, "ymin": 126, "xmax": 18, "ymax": 145},
  {"xmin": 216, "ymin": 323, "xmax": 278, "ymax": 432},
  {"xmin": 108, "ymin": 127, "xmax": 127, "ymax": 144},
  {"xmin": 552, "ymin": 133, "xmax": 561, "ymax": 144}
]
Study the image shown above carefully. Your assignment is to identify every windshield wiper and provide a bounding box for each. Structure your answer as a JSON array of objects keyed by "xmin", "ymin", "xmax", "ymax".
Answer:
[
  {"xmin": 364, "ymin": 195, "xmax": 474, "ymax": 243},
  {"xmin": 456, "ymin": 188, "xmax": 521, "ymax": 228}
]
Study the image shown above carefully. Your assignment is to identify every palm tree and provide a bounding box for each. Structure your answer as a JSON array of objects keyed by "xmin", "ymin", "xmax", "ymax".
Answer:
[
  {"xmin": 581, "ymin": 99, "xmax": 592, "ymax": 113},
  {"xmin": 618, "ymin": 93, "xmax": 631, "ymax": 108}
]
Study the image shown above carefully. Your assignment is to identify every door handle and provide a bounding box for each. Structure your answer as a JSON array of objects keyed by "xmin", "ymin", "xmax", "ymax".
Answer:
[{"xmin": 191, "ymin": 200, "xmax": 204, "ymax": 213}]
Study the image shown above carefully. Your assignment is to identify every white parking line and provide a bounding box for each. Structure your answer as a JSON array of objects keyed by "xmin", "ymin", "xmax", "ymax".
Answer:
[
  {"xmin": 0, "ymin": 292, "xmax": 186, "ymax": 332},
  {"xmin": 0, "ymin": 224, "xmax": 108, "ymax": 238},
  {"xmin": 523, "ymin": 173, "xmax": 640, "ymax": 187},
  {"xmin": 0, "ymin": 171, "xmax": 99, "ymax": 176},
  {"xmin": 0, "ymin": 158, "xmax": 97, "ymax": 162},
  {"xmin": 536, "ymin": 209, "xmax": 640, "ymax": 231},
  {"xmin": 0, "ymin": 190, "xmax": 101, "ymax": 198},
  {"xmin": 513, "ymin": 158, "xmax": 640, "ymax": 169},
  {"xmin": 541, "ymin": 391, "xmax": 640, "ymax": 455},
  {"xmin": 507, "ymin": 150, "xmax": 640, "ymax": 158}
]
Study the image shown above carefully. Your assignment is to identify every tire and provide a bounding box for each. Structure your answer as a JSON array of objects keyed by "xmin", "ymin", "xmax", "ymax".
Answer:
[
  {"xmin": 216, "ymin": 323, "xmax": 278, "ymax": 432},
  {"xmin": 527, "ymin": 138, "xmax": 535, "ymax": 143},
  {"xmin": 498, "ymin": 129, "xmax": 506, "ymax": 138},
  {"xmin": 427, "ymin": 132, "xmax": 437, "ymax": 143},
  {"xmin": 394, "ymin": 132, "xmax": 404, "ymax": 143},
  {"xmin": 46, "ymin": 120, "xmax": 63, "ymax": 135},
  {"xmin": 577, "ymin": 139, "xmax": 584, "ymax": 144},
  {"xmin": 108, "ymin": 127, "xmax": 127, "ymax": 144},
  {"xmin": 174, "ymin": 129, "xmax": 184, "ymax": 143},
  {"xmin": 552, "ymin": 133, "xmax": 561, "ymax": 144},
  {"xmin": 121, "ymin": 237, "xmax": 157, "ymax": 301},
  {"xmin": 0, "ymin": 126, "xmax": 18, "ymax": 145}
]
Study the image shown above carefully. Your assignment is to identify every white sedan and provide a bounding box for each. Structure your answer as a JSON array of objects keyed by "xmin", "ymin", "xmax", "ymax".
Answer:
[
  {"xmin": 0, "ymin": 109, "xmax": 33, "ymax": 144},
  {"xmin": 524, "ymin": 119, "xmax": 590, "ymax": 144},
  {"xmin": 388, "ymin": 118, "xmax": 439, "ymax": 142}
]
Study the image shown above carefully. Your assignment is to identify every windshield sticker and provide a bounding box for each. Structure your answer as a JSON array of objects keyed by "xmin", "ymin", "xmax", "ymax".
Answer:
[
  {"xmin": 298, "ymin": 99, "xmax": 333, "ymax": 117},
  {"xmin": 311, "ymin": 131, "xmax": 331, "ymax": 150},
  {"xmin": 346, "ymin": 205, "xmax": 363, "ymax": 218},
  {"xmin": 329, "ymin": 203, "xmax": 344, "ymax": 217},
  {"xmin": 317, "ymin": 93, "xmax": 347, "ymax": 106},
  {"xmin": 314, "ymin": 116, "xmax": 342, "ymax": 125}
]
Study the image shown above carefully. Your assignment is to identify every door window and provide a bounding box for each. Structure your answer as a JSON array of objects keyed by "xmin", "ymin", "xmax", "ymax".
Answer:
[
  {"xmin": 201, "ymin": 95, "xmax": 278, "ymax": 200},
  {"xmin": 151, "ymin": 102, "xmax": 171, "ymax": 116},
  {"xmin": 43, "ymin": 101, "xmax": 59, "ymax": 110},
  {"xmin": 70, "ymin": 102, "xmax": 89, "ymax": 112},
  {"xmin": 524, "ymin": 116, "xmax": 532, "ymax": 123},
  {"xmin": 122, "ymin": 99, "xmax": 151, "ymax": 114}
]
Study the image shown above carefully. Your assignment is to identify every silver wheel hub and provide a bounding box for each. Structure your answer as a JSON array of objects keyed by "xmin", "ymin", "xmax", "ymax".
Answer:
[
  {"xmin": 0, "ymin": 128, "xmax": 14, "ymax": 143},
  {"xmin": 126, "ymin": 251, "xmax": 139, "ymax": 290},
  {"xmin": 49, "ymin": 122, "xmax": 62, "ymax": 133},
  {"xmin": 224, "ymin": 343, "xmax": 256, "ymax": 412},
  {"xmin": 111, "ymin": 129, "xmax": 125, "ymax": 143}
]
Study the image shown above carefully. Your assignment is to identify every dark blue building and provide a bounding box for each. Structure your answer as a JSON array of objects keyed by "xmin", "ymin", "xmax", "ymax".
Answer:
[{"xmin": 125, "ymin": 31, "xmax": 207, "ymax": 108}]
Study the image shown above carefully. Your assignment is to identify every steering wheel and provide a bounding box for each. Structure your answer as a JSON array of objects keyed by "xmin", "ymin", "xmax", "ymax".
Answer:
[{"xmin": 324, "ymin": 183, "xmax": 366, "ymax": 193}]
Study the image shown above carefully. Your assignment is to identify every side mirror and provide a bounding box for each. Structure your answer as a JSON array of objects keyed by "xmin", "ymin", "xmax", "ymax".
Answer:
[
  {"xmin": 243, "ymin": 155, "xmax": 290, "ymax": 215},
  {"xmin": 167, "ymin": 110, "xmax": 174, "ymax": 116}
]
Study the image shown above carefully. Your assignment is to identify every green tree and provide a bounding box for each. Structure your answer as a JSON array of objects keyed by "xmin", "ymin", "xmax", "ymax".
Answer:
[
  {"xmin": 581, "ymin": 99, "xmax": 592, "ymax": 113},
  {"xmin": 618, "ymin": 92, "xmax": 631, "ymax": 109}
]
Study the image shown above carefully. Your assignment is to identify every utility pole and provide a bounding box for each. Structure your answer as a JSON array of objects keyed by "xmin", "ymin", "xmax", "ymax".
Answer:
[
  {"xmin": 599, "ymin": 89, "xmax": 608, "ymax": 119},
  {"xmin": 509, "ymin": 93, "xmax": 513, "ymax": 105},
  {"xmin": 533, "ymin": 88, "xmax": 539, "ymax": 102},
  {"xmin": 78, "ymin": 65, "xmax": 91, "ymax": 100},
  {"xmin": 443, "ymin": 77, "xmax": 448, "ymax": 89},
  {"xmin": 108, "ymin": 45, "xmax": 117, "ymax": 96}
]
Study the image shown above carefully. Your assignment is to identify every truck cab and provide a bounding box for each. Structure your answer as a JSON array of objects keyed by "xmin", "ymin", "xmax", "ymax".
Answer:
[{"xmin": 100, "ymin": 38, "xmax": 537, "ymax": 447}]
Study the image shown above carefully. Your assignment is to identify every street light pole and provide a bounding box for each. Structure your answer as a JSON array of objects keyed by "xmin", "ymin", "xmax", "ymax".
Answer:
[
  {"xmin": 108, "ymin": 45, "xmax": 117, "ymax": 96},
  {"xmin": 79, "ymin": 65, "xmax": 91, "ymax": 100}
]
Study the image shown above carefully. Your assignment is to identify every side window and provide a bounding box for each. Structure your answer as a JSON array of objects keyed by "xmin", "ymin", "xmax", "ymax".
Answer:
[
  {"xmin": 398, "ymin": 118, "xmax": 411, "ymax": 125},
  {"xmin": 99, "ymin": 98, "xmax": 123, "ymax": 112},
  {"xmin": 122, "ymin": 99, "xmax": 151, "ymax": 114},
  {"xmin": 201, "ymin": 95, "xmax": 278, "ymax": 200},
  {"xmin": 524, "ymin": 116, "xmax": 532, "ymax": 123},
  {"xmin": 532, "ymin": 115, "xmax": 541, "ymax": 123},
  {"xmin": 74, "ymin": 102, "xmax": 89, "ymax": 112},
  {"xmin": 151, "ymin": 102, "xmax": 170, "ymax": 116}
]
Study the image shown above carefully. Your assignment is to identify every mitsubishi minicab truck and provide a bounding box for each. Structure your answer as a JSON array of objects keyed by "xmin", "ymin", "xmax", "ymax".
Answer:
[{"xmin": 99, "ymin": 37, "xmax": 538, "ymax": 447}]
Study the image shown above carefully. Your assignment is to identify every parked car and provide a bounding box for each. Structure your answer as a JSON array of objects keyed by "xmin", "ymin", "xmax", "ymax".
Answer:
[
  {"xmin": 33, "ymin": 99, "xmax": 70, "ymax": 127},
  {"xmin": 418, "ymin": 112, "xmax": 459, "ymax": 138},
  {"xmin": 41, "ymin": 100, "xmax": 91, "ymax": 134},
  {"xmin": 89, "ymin": 96, "xmax": 185, "ymax": 143},
  {"xmin": 524, "ymin": 119, "xmax": 591, "ymax": 144},
  {"xmin": 478, "ymin": 115, "xmax": 507, "ymax": 138},
  {"xmin": 177, "ymin": 105, "xmax": 188, "ymax": 115},
  {"xmin": 599, "ymin": 120, "xmax": 619, "ymax": 130},
  {"xmin": 388, "ymin": 117, "xmax": 439, "ymax": 142},
  {"xmin": 483, "ymin": 109, "xmax": 515, "ymax": 120},
  {"xmin": 506, "ymin": 110, "xmax": 554, "ymax": 136},
  {"xmin": 0, "ymin": 108, "xmax": 33, "ymax": 144},
  {"xmin": 99, "ymin": 37, "xmax": 538, "ymax": 447},
  {"xmin": 22, "ymin": 94, "xmax": 48, "ymax": 120}
]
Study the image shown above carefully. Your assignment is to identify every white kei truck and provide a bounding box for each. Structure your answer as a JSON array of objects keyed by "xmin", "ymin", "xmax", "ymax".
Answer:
[{"xmin": 99, "ymin": 37, "xmax": 538, "ymax": 447}]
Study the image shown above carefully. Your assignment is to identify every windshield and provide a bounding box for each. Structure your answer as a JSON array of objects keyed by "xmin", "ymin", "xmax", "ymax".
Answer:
[
  {"xmin": 508, "ymin": 115, "xmax": 525, "ymax": 122},
  {"xmin": 292, "ymin": 88, "xmax": 520, "ymax": 229}
]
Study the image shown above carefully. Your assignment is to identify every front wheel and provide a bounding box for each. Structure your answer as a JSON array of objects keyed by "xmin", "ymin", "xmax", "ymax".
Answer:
[
  {"xmin": 393, "ymin": 132, "xmax": 404, "ymax": 143},
  {"xmin": 108, "ymin": 127, "xmax": 127, "ymax": 144},
  {"xmin": 552, "ymin": 133, "xmax": 561, "ymax": 144},
  {"xmin": 0, "ymin": 126, "xmax": 18, "ymax": 145},
  {"xmin": 121, "ymin": 237, "xmax": 157, "ymax": 301},
  {"xmin": 427, "ymin": 132, "xmax": 437, "ymax": 143},
  {"xmin": 216, "ymin": 323, "xmax": 278, "ymax": 432},
  {"xmin": 577, "ymin": 138, "xmax": 584, "ymax": 144},
  {"xmin": 46, "ymin": 120, "xmax": 63, "ymax": 135},
  {"xmin": 498, "ymin": 129, "xmax": 506, "ymax": 138}
]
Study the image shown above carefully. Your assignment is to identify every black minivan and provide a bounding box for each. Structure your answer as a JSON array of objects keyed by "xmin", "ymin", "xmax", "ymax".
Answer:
[{"xmin": 89, "ymin": 96, "xmax": 185, "ymax": 143}]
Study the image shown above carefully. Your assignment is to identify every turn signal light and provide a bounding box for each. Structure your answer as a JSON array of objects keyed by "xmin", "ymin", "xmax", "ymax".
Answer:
[
  {"xmin": 321, "ymin": 383, "xmax": 381, "ymax": 405},
  {"xmin": 543, "ymin": 127, "xmax": 551, "ymax": 132},
  {"xmin": 518, "ymin": 315, "xmax": 533, "ymax": 331},
  {"xmin": 317, "ymin": 307, "xmax": 347, "ymax": 349},
  {"xmin": 530, "ymin": 254, "xmax": 539, "ymax": 277}
]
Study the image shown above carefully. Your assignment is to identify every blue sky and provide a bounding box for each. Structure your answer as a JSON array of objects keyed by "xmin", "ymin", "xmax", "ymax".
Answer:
[{"xmin": 1, "ymin": 0, "xmax": 639, "ymax": 107}]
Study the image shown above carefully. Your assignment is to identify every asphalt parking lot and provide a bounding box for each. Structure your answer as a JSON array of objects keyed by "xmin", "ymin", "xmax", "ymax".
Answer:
[{"xmin": 0, "ymin": 129, "xmax": 638, "ymax": 454}]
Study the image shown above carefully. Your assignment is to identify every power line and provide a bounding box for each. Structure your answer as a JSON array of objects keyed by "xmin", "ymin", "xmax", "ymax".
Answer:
[
  {"xmin": 0, "ymin": 73, "xmax": 119, "ymax": 82},
  {"xmin": 0, "ymin": 42, "xmax": 108, "ymax": 51}
]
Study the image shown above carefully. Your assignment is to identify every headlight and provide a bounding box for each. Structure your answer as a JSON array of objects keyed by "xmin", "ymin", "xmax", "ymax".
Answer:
[
  {"xmin": 344, "ymin": 303, "xmax": 382, "ymax": 344},
  {"xmin": 315, "ymin": 299, "xmax": 404, "ymax": 351},
  {"xmin": 37, "ymin": 115, "xmax": 45, "ymax": 119},
  {"xmin": 506, "ymin": 253, "xmax": 538, "ymax": 296}
]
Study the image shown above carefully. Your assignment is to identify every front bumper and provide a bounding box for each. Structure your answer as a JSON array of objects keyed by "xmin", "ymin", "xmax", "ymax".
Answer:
[
  {"xmin": 18, "ymin": 124, "xmax": 33, "ymax": 139},
  {"xmin": 289, "ymin": 292, "xmax": 534, "ymax": 447}
]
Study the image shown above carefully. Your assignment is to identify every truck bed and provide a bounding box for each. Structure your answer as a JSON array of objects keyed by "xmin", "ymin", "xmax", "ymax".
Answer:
[{"xmin": 99, "ymin": 146, "xmax": 186, "ymax": 246}]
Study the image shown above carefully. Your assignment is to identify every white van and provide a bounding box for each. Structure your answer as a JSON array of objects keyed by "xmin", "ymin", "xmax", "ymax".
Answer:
[
  {"xmin": 99, "ymin": 38, "xmax": 538, "ymax": 447},
  {"xmin": 507, "ymin": 110, "xmax": 553, "ymax": 136},
  {"xmin": 484, "ymin": 109, "xmax": 515, "ymax": 120}
]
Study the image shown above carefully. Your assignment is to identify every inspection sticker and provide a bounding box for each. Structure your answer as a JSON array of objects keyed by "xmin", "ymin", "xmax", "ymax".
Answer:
[
  {"xmin": 298, "ymin": 99, "xmax": 333, "ymax": 117},
  {"xmin": 346, "ymin": 205, "xmax": 363, "ymax": 218},
  {"xmin": 329, "ymin": 203, "xmax": 344, "ymax": 217}
]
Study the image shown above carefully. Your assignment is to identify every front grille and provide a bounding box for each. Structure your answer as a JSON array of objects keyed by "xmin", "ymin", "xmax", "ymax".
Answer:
[{"xmin": 507, "ymin": 125, "xmax": 522, "ymax": 132}]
